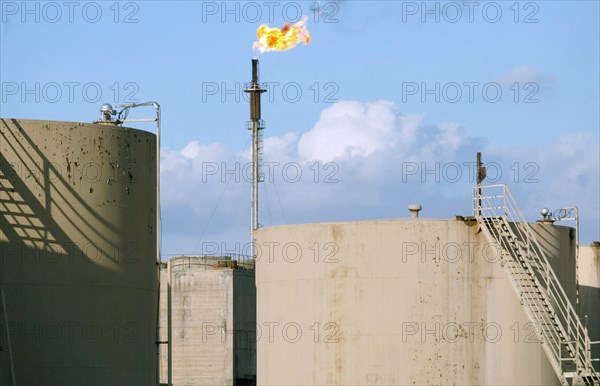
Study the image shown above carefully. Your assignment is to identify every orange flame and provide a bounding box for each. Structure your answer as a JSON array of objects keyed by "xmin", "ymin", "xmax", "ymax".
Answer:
[{"xmin": 253, "ymin": 17, "xmax": 311, "ymax": 52}]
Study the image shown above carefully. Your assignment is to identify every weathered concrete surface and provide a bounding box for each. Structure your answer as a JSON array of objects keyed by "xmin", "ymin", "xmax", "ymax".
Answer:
[
  {"xmin": 0, "ymin": 119, "xmax": 158, "ymax": 385},
  {"xmin": 255, "ymin": 218, "xmax": 564, "ymax": 386},
  {"xmin": 578, "ymin": 243, "xmax": 600, "ymax": 369},
  {"xmin": 159, "ymin": 256, "xmax": 256, "ymax": 386}
]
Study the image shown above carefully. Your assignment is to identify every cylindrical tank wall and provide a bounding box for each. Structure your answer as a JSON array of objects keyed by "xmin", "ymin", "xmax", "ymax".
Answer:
[
  {"xmin": 0, "ymin": 119, "xmax": 158, "ymax": 385},
  {"xmin": 578, "ymin": 243, "xmax": 600, "ymax": 370},
  {"xmin": 255, "ymin": 219, "xmax": 570, "ymax": 386},
  {"xmin": 529, "ymin": 223, "xmax": 577, "ymax": 306}
]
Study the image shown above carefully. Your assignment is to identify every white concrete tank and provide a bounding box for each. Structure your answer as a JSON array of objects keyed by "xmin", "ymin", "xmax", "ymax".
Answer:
[
  {"xmin": 255, "ymin": 218, "xmax": 567, "ymax": 385},
  {"xmin": 159, "ymin": 256, "xmax": 256, "ymax": 386},
  {"xmin": 578, "ymin": 242, "xmax": 600, "ymax": 371},
  {"xmin": 0, "ymin": 119, "xmax": 158, "ymax": 385}
]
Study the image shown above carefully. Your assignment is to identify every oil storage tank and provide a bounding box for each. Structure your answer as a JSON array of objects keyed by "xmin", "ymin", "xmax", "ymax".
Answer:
[
  {"xmin": 0, "ymin": 119, "xmax": 158, "ymax": 385},
  {"xmin": 255, "ymin": 217, "xmax": 572, "ymax": 385}
]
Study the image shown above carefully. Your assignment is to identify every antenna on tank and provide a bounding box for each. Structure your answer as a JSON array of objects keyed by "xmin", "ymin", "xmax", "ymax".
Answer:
[{"xmin": 475, "ymin": 152, "xmax": 486, "ymax": 215}]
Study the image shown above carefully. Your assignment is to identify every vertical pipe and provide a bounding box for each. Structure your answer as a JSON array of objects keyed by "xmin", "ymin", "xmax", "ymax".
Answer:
[
  {"xmin": 252, "ymin": 120, "xmax": 259, "ymax": 236},
  {"xmin": 167, "ymin": 259, "xmax": 172, "ymax": 386},
  {"xmin": 251, "ymin": 58, "xmax": 260, "ymax": 242},
  {"xmin": 252, "ymin": 58, "xmax": 259, "ymax": 86},
  {"xmin": 156, "ymin": 104, "xmax": 161, "ymax": 270},
  {"xmin": 111, "ymin": 102, "xmax": 164, "ymax": 384},
  {"xmin": 156, "ymin": 281, "xmax": 160, "ymax": 385},
  {"xmin": 574, "ymin": 207, "xmax": 579, "ymax": 316},
  {"xmin": 574, "ymin": 207, "xmax": 581, "ymax": 371},
  {"xmin": 0, "ymin": 289, "xmax": 16, "ymax": 386},
  {"xmin": 155, "ymin": 104, "xmax": 162, "ymax": 386}
]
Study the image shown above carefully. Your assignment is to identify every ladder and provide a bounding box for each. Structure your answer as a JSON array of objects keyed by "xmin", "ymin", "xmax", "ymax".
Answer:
[
  {"xmin": 473, "ymin": 184, "xmax": 599, "ymax": 386},
  {"xmin": 246, "ymin": 120, "xmax": 265, "ymax": 183},
  {"xmin": 257, "ymin": 129, "xmax": 265, "ymax": 183}
]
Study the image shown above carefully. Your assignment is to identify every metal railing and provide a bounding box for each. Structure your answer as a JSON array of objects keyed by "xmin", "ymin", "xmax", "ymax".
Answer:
[
  {"xmin": 167, "ymin": 255, "xmax": 255, "ymax": 269},
  {"xmin": 473, "ymin": 184, "xmax": 599, "ymax": 385}
]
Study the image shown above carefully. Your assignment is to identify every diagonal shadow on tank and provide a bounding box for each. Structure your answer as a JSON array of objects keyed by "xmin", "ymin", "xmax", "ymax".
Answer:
[
  {"xmin": 0, "ymin": 149, "xmax": 92, "ymax": 268},
  {"xmin": 0, "ymin": 118, "xmax": 158, "ymax": 385},
  {"xmin": 1, "ymin": 118, "xmax": 123, "ymax": 262}
]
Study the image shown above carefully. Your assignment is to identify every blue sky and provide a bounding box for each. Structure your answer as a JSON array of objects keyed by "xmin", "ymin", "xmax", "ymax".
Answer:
[{"xmin": 1, "ymin": 1, "xmax": 599, "ymax": 256}]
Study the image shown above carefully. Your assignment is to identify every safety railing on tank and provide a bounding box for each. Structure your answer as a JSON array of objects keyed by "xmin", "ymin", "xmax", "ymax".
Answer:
[
  {"xmin": 224, "ymin": 253, "xmax": 255, "ymax": 264},
  {"xmin": 473, "ymin": 184, "xmax": 599, "ymax": 383},
  {"xmin": 166, "ymin": 254, "xmax": 255, "ymax": 269}
]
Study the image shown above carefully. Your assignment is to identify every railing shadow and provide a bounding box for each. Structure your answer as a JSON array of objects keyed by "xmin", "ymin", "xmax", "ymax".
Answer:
[
  {"xmin": 0, "ymin": 118, "xmax": 158, "ymax": 384},
  {"xmin": 1, "ymin": 118, "xmax": 125, "ymax": 262}
]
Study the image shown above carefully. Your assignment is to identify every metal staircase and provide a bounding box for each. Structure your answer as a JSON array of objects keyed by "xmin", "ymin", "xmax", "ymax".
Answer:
[{"xmin": 473, "ymin": 184, "xmax": 599, "ymax": 386}]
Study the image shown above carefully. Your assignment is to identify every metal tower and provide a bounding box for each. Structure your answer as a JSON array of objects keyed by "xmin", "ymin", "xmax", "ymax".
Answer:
[{"xmin": 244, "ymin": 58, "xmax": 266, "ymax": 248}]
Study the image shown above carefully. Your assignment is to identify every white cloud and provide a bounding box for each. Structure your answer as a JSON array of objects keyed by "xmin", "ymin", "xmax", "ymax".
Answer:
[
  {"xmin": 297, "ymin": 100, "xmax": 414, "ymax": 162},
  {"xmin": 263, "ymin": 132, "xmax": 299, "ymax": 163},
  {"xmin": 159, "ymin": 100, "xmax": 599, "ymax": 256},
  {"xmin": 497, "ymin": 65, "xmax": 553, "ymax": 87},
  {"xmin": 162, "ymin": 141, "xmax": 227, "ymax": 170}
]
